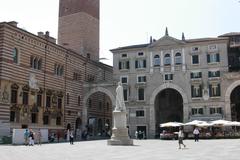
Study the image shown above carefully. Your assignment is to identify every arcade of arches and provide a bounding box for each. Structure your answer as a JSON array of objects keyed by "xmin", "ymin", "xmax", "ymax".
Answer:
[
  {"xmin": 230, "ymin": 86, "xmax": 240, "ymax": 121},
  {"xmin": 86, "ymin": 91, "xmax": 112, "ymax": 137},
  {"xmin": 154, "ymin": 88, "xmax": 183, "ymax": 133}
]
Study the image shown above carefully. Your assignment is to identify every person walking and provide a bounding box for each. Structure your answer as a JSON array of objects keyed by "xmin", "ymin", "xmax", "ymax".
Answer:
[
  {"xmin": 24, "ymin": 129, "xmax": 29, "ymax": 146},
  {"xmin": 178, "ymin": 127, "xmax": 186, "ymax": 149},
  {"xmin": 37, "ymin": 129, "xmax": 42, "ymax": 145},
  {"xmin": 193, "ymin": 127, "xmax": 200, "ymax": 142},
  {"xmin": 29, "ymin": 129, "xmax": 35, "ymax": 146},
  {"xmin": 135, "ymin": 131, "xmax": 138, "ymax": 139},
  {"xmin": 69, "ymin": 130, "xmax": 74, "ymax": 145}
]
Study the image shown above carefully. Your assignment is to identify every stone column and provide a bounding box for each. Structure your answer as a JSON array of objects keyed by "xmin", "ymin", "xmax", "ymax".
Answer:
[
  {"xmin": 149, "ymin": 105, "xmax": 156, "ymax": 139},
  {"xmin": 171, "ymin": 50, "xmax": 174, "ymax": 72},
  {"xmin": 183, "ymin": 103, "xmax": 189, "ymax": 122},
  {"xmin": 150, "ymin": 51, "xmax": 153, "ymax": 73},
  {"xmin": 182, "ymin": 48, "xmax": 186, "ymax": 71},
  {"xmin": 224, "ymin": 101, "xmax": 232, "ymax": 121},
  {"xmin": 160, "ymin": 51, "xmax": 164, "ymax": 72}
]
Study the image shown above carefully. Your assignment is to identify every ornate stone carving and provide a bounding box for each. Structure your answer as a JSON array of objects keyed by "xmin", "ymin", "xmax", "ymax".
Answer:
[{"xmin": 2, "ymin": 85, "xmax": 9, "ymax": 103}]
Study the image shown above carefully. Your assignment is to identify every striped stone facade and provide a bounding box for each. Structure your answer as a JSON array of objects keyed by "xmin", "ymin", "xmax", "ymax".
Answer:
[{"xmin": 0, "ymin": 22, "xmax": 113, "ymax": 138}]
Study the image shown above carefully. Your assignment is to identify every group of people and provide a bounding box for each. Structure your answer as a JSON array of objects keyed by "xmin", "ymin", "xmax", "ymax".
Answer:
[
  {"xmin": 178, "ymin": 127, "xmax": 200, "ymax": 149},
  {"xmin": 24, "ymin": 129, "xmax": 42, "ymax": 146}
]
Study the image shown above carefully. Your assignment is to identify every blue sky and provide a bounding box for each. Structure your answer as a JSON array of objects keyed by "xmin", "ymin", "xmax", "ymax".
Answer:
[{"xmin": 0, "ymin": 0, "xmax": 239, "ymax": 66}]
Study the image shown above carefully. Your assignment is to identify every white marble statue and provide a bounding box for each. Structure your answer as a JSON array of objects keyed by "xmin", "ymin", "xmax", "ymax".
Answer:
[
  {"xmin": 29, "ymin": 73, "xmax": 39, "ymax": 90},
  {"xmin": 115, "ymin": 82, "xmax": 126, "ymax": 111}
]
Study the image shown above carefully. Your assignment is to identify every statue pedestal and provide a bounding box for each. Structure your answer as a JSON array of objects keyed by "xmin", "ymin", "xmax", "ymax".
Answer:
[{"xmin": 107, "ymin": 110, "xmax": 133, "ymax": 145}]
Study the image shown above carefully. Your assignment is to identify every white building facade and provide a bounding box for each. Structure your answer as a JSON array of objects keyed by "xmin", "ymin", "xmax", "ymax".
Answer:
[{"xmin": 111, "ymin": 30, "xmax": 240, "ymax": 138}]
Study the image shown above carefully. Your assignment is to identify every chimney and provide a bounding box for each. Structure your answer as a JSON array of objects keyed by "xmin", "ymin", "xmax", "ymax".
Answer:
[
  {"xmin": 182, "ymin": 32, "xmax": 185, "ymax": 41},
  {"xmin": 150, "ymin": 36, "xmax": 153, "ymax": 44},
  {"xmin": 37, "ymin": 32, "xmax": 44, "ymax": 37},
  {"xmin": 8, "ymin": 21, "xmax": 18, "ymax": 27},
  {"xmin": 45, "ymin": 31, "xmax": 50, "ymax": 38}
]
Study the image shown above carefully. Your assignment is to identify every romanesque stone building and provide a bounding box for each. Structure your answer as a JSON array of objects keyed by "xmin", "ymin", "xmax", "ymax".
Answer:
[
  {"xmin": 0, "ymin": 0, "xmax": 114, "ymax": 140},
  {"xmin": 111, "ymin": 29, "xmax": 240, "ymax": 138}
]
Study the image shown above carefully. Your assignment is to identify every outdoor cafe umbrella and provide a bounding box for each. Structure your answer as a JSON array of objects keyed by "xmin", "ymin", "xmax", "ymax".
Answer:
[
  {"xmin": 210, "ymin": 120, "xmax": 231, "ymax": 126},
  {"xmin": 223, "ymin": 121, "xmax": 240, "ymax": 127},
  {"xmin": 160, "ymin": 122, "xmax": 183, "ymax": 127},
  {"xmin": 184, "ymin": 120, "xmax": 206, "ymax": 126},
  {"xmin": 196, "ymin": 121, "xmax": 213, "ymax": 127}
]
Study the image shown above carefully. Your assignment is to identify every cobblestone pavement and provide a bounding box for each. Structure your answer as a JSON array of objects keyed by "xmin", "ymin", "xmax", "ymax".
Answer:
[{"xmin": 1, "ymin": 139, "xmax": 240, "ymax": 160}]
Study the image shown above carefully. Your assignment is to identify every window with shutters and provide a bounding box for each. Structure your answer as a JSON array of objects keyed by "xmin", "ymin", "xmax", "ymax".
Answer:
[
  {"xmin": 138, "ymin": 88, "xmax": 145, "ymax": 101},
  {"xmin": 123, "ymin": 88, "xmax": 128, "ymax": 101},
  {"xmin": 191, "ymin": 84, "xmax": 202, "ymax": 98},
  {"xmin": 164, "ymin": 54, "xmax": 171, "ymax": 65},
  {"xmin": 209, "ymin": 84, "xmax": 221, "ymax": 97},
  {"xmin": 138, "ymin": 52, "xmax": 144, "ymax": 56},
  {"xmin": 119, "ymin": 61, "xmax": 130, "ymax": 70},
  {"xmin": 137, "ymin": 75, "xmax": 146, "ymax": 83},
  {"xmin": 11, "ymin": 89, "xmax": 18, "ymax": 104},
  {"xmin": 208, "ymin": 70, "xmax": 220, "ymax": 78},
  {"xmin": 191, "ymin": 108, "xmax": 203, "ymax": 115},
  {"xmin": 13, "ymin": 48, "xmax": 19, "ymax": 64},
  {"xmin": 210, "ymin": 107, "xmax": 222, "ymax": 114},
  {"xmin": 121, "ymin": 54, "xmax": 127, "ymax": 58},
  {"xmin": 135, "ymin": 59, "xmax": 146, "ymax": 69},
  {"xmin": 190, "ymin": 71, "xmax": 202, "ymax": 79},
  {"xmin": 192, "ymin": 55, "xmax": 199, "ymax": 64},
  {"xmin": 154, "ymin": 55, "xmax": 160, "ymax": 66},
  {"xmin": 207, "ymin": 53, "xmax": 220, "ymax": 63},
  {"xmin": 22, "ymin": 92, "xmax": 29, "ymax": 105}
]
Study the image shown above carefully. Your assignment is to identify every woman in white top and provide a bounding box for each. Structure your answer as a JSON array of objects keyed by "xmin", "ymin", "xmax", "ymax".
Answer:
[
  {"xmin": 193, "ymin": 127, "xmax": 200, "ymax": 142},
  {"xmin": 178, "ymin": 127, "xmax": 186, "ymax": 149}
]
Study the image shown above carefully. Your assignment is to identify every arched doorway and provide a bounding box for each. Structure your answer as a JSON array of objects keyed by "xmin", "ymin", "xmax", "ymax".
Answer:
[
  {"xmin": 85, "ymin": 91, "xmax": 113, "ymax": 137},
  {"xmin": 230, "ymin": 86, "xmax": 240, "ymax": 121},
  {"xmin": 154, "ymin": 88, "xmax": 183, "ymax": 134}
]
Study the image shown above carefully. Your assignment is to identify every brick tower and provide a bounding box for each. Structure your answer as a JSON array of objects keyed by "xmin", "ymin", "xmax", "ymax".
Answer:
[{"xmin": 58, "ymin": 0, "xmax": 99, "ymax": 60}]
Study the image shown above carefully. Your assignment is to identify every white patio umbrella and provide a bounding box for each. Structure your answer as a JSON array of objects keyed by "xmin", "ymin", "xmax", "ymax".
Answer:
[
  {"xmin": 160, "ymin": 122, "xmax": 183, "ymax": 127},
  {"xmin": 196, "ymin": 121, "xmax": 213, "ymax": 127},
  {"xmin": 210, "ymin": 120, "xmax": 231, "ymax": 126},
  {"xmin": 184, "ymin": 120, "xmax": 206, "ymax": 126},
  {"xmin": 223, "ymin": 121, "xmax": 240, "ymax": 126}
]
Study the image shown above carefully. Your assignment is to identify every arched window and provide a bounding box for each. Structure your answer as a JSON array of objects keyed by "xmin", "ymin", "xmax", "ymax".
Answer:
[
  {"xmin": 175, "ymin": 52, "xmax": 182, "ymax": 65},
  {"xmin": 164, "ymin": 54, "xmax": 171, "ymax": 65},
  {"xmin": 13, "ymin": 48, "xmax": 18, "ymax": 63},
  {"xmin": 38, "ymin": 58, "xmax": 42, "ymax": 70},
  {"xmin": 154, "ymin": 55, "xmax": 160, "ymax": 66},
  {"xmin": 33, "ymin": 57, "xmax": 37, "ymax": 69}
]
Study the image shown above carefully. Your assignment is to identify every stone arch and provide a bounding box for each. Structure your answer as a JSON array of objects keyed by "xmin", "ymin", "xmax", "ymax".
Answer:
[
  {"xmin": 83, "ymin": 87, "xmax": 115, "ymax": 106},
  {"xmin": 224, "ymin": 80, "xmax": 240, "ymax": 120},
  {"xmin": 82, "ymin": 87, "xmax": 115, "ymax": 129},
  {"xmin": 150, "ymin": 83, "xmax": 188, "ymax": 105}
]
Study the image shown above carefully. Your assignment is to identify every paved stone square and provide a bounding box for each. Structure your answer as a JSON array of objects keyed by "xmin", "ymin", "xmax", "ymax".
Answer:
[{"xmin": 0, "ymin": 139, "xmax": 240, "ymax": 160}]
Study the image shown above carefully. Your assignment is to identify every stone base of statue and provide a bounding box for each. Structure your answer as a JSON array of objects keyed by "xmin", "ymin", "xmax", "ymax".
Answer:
[{"xmin": 107, "ymin": 110, "xmax": 133, "ymax": 146}]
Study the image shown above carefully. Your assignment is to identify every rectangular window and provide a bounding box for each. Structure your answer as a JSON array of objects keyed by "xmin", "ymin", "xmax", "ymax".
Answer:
[
  {"xmin": 10, "ymin": 111, "xmax": 15, "ymax": 122},
  {"xmin": 207, "ymin": 53, "xmax": 220, "ymax": 63},
  {"xmin": 22, "ymin": 92, "xmax": 28, "ymax": 105},
  {"xmin": 137, "ymin": 76, "xmax": 146, "ymax": 83},
  {"xmin": 135, "ymin": 59, "xmax": 146, "ymax": 69},
  {"xmin": 192, "ymin": 47, "xmax": 199, "ymax": 52},
  {"xmin": 191, "ymin": 108, "xmax": 203, "ymax": 115},
  {"xmin": 138, "ymin": 52, "xmax": 144, "ymax": 56},
  {"xmin": 190, "ymin": 72, "xmax": 202, "ymax": 79},
  {"xmin": 11, "ymin": 90, "xmax": 17, "ymax": 103},
  {"xmin": 88, "ymin": 99, "xmax": 92, "ymax": 108},
  {"xmin": 208, "ymin": 44, "xmax": 217, "ymax": 51},
  {"xmin": 78, "ymin": 96, "xmax": 81, "ymax": 106},
  {"xmin": 136, "ymin": 110, "xmax": 144, "ymax": 117},
  {"xmin": 123, "ymin": 88, "xmax": 128, "ymax": 101},
  {"xmin": 43, "ymin": 115, "xmax": 49, "ymax": 125},
  {"xmin": 98, "ymin": 101, "xmax": 102, "ymax": 110},
  {"xmin": 210, "ymin": 107, "xmax": 222, "ymax": 114},
  {"xmin": 192, "ymin": 55, "xmax": 199, "ymax": 64},
  {"xmin": 121, "ymin": 77, "xmax": 128, "ymax": 84},
  {"xmin": 208, "ymin": 71, "xmax": 220, "ymax": 78},
  {"xmin": 209, "ymin": 84, "xmax": 221, "ymax": 97},
  {"xmin": 37, "ymin": 94, "xmax": 42, "ymax": 107},
  {"xmin": 138, "ymin": 88, "xmax": 145, "ymax": 101},
  {"xmin": 58, "ymin": 98, "xmax": 62, "ymax": 109},
  {"xmin": 191, "ymin": 85, "xmax": 202, "ymax": 98},
  {"xmin": 121, "ymin": 54, "xmax": 127, "ymax": 58},
  {"xmin": 56, "ymin": 117, "xmax": 61, "ymax": 125},
  {"xmin": 31, "ymin": 113, "xmax": 37, "ymax": 123},
  {"xmin": 119, "ymin": 61, "xmax": 130, "ymax": 70},
  {"xmin": 46, "ymin": 96, "xmax": 51, "ymax": 108},
  {"xmin": 164, "ymin": 74, "xmax": 173, "ymax": 81}
]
